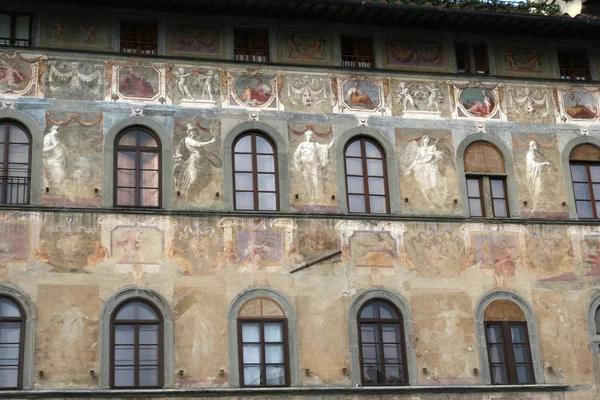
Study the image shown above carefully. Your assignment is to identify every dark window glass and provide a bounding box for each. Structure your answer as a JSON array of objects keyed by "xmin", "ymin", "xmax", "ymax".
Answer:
[
  {"xmin": 358, "ymin": 300, "xmax": 407, "ymax": 386},
  {"xmin": 570, "ymin": 163, "xmax": 600, "ymax": 219},
  {"xmin": 558, "ymin": 49, "xmax": 590, "ymax": 81},
  {"xmin": 455, "ymin": 42, "xmax": 470, "ymax": 74},
  {"xmin": 0, "ymin": 122, "xmax": 31, "ymax": 205},
  {"xmin": 595, "ymin": 306, "xmax": 600, "ymax": 335},
  {"xmin": 115, "ymin": 128, "xmax": 161, "ymax": 208},
  {"xmin": 466, "ymin": 177, "xmax": 484, "ymax": 217},
  {"xmin": 485, "ymin": 322, "xmax": 534, "ymax": 385},
  {"xmin": 239, "ymin": 320, "xmax": 289, "ymax": 387},
  {"xmin": 344, "ymin": 138, "xmax": 389, "ymax": 214},
  {"xmin": 473, "ymin": 43, "xmax": 489, "ymax": 75},
  {"xmin": 234, "ymin": 29, "xmax": 269, "ymax": 63},
  {"xmin": 341, "ymin": 36, "xmax": 374, "ymax": 69},
  {"xmin": 120, "ymin": 21, "xmax": 157, "ymax": 56},
  {"xmin": 233, "ymin": 133, "xmax": 278, "ymax": 211},
  {"xmin": 0, "ymin": 12, "xmax": 31, "ymax": 46},
  {"xmin": 0, "ymin": 296, "xmax": 24, "ymax": 389},
  {"xmin": 490, "ymin": 178, "xmax": 508, "ymax": 218},
  {"xmin": 111, "ymin": 300, "xmax": 162, "ymax": 388}
]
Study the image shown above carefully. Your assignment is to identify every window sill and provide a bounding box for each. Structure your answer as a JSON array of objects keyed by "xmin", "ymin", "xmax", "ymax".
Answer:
[{"xmin": 0, "ymin": 384, "xmax": 569, "ymax": 398}]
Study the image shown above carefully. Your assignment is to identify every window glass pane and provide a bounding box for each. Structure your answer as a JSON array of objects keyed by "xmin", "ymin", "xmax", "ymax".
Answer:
[
  {"xmin": 139, "ymin": 326, "xmax": 158, "ymax": 344},
  {"xmin": 0, "ymin": 300, "xmax": 20, "ymax": 318},
  {"xmin": 516, "ymin": 365, "xmax": 533, "ymax": 384},
  {"xmin": 467, "ymin": 179, "xmax": 480, "ymax": 196},
  {"xmin": 116, "ymin": 304, "xmax": 135, "ymax": 320},
  {"xmin": 235, "ymin": 173, "xmax": 253, "ymax": 191},
  {"xmin": 256, "ymin": 136, "xmax": 274, "ymax": 154},
  {"xmin": 513, "ymin": 344, "xmax": 530, "ymax": 363},
  {"xmin": 367, "ymin": 159, "xmax": 384, "ymax": 176},
  {"xmin": 590, "ymin": 166, "xmax": 600, "ymax": 182},
  {"xmin": 256, "ymin": 155, "xmax": 275, "ymax": 173},
  {"xmin": 141, "ymin": 153, "xmax": 159, "ymax": 170},
  {"xmin": 141, "ymin": 171, "xmax": 159, "ymax": 188},
  {"xmin": 0, "ymin": 344, "xmax": 19, "ymax": 365},
  {"xmin": 117, "ymin": 152, "xmax": 136, "ymax": 169},
  {"xmin": 118, "ymin": 132, "xmax": 138, "ymax": 147},
  {"xmin": 360, "ymin": 304, "xmax": 376, "ymax": 319},
  {"xmin": 491, "ymin": 365, "xmax": 508, "ymax": 384},
  {"xmin": 114, "ymin": 346, "xmax": 134, "ymax": 365},
  {"xmin": 511, "ymin": 324, "xmax": 526, "ymax": 343},
  {"xmin": 348, "ymin": 195, "xmax": 366, "ymax": 213},
  {"xmin": 596, "ymin": 307, "xmax": 600, "ymax": 334},
  {"xmin": 243, "ymin": 344, "xmax": 261, "ymax": 364},
  {"xmin": 365, "ymin": 142, "xmax": 381, "ymax": 158},
  {"xmin": 242, "ymin": 323, "xmax": 261, "ymax": 342},
  {"xmin": 570, "ymin": 165, "xmax": 587, "ymax": 182},
  {"xmin": 0, "ymin": 324, "xmax": 20, "ymax": 343},
  {"xmin": 258, "ymin": 192, "xmax": 277, "ymax": 210},
  {"xmin": 264, "ymin": 323, "xmax": 282, "ymax": 342},
  {"xmin": 0, "ymin": 15, "xmax": 10, "ymax": 39},
  {"xmin": 114, "ymin": 325, "xmax": 135, "ymax": 344},
  {"xmin": 236, "ymin": 192, "xmax": 254, "ymax": 210},
  {"xmin": 360, "ymin": 325, "xmax": 377, "ymax": 343},
  {"xmin": 265, "ymin": 344, "xmax": 283, "ymax": 363},
  {"xmin": 493, "ymin": 199, "xmax": 508, "ymax": 218},
  {"xmin": 235, "ymin": 136, "xmax": 252, "ymax": 153},
  {"xmin": 574, "ymin": 183, "xmax": 591, "ymax": 200},
  {"xmin": 117, "ymin": 170, "xmax": 135, "ymax": 187},
  {"xmin": 489, "ymin": 344, "xmax": 505, "ymax": 363},
  {"xmin": 14, "ymin": 16, "xmax": 30, "ymax": 40},
  {"xmin": 368, "ymin": 178, "xmax": 385, "ymax": 196},
  {"xmin": 490, "ymin": 179, "xmax": 505, "ymax": 198},
  {"xmin": 385, "ymin": 365, "xmax": 402, "ymax": 384},
  {"xmin": 114, "ymin": 366, "xmax": 135, "ymax": 387},
  {"xmin": 0, "ymin": 366, "xmax": 18, "ymax": 388},
  {"xmin": 9, "ymin": 126, "xmax": 28, "ymax": 143},
  {"xmin": 347, "ymin": 177, "xmax": 364, "ymax": 194},
  {"xmin": 139, "ymin": 366, "xmax": 159, "ymax": 386},
  {"xmin": 257, "ymin": 174, "xmax": 275, "ymax": 191},
  {"xmin": 593, "ymin": 184, "xmax": 600, "ymax": 199},
  {"xmin": 576, "ymin": 201, "xmax": 594, "ymax": 218},
  {"xmin": 139, "ymin": 346, "xmax": 159, "ymax": 364},
  {"xmin": 369, "ymin": 196, "xmax": 387, "ymax": 214},
  {"xmin": 0, "ymin": 146, "xmax": 4, "ymax": 163},
  {"xmin": 235, "ymin": 154, "xmax": 253, "ymax": 172},
  {"xmin": 361, "ymin": 343, "xmax": 378, "ymax": 363},
  {"xmin": 346, "ymin": 158, "xmax": 363, "ymax": 176},
  {"xmin": 346, "ymin": 141, "xmax": 362, "ymax": 157},
  {"xmin": 243, "ymin": 366, "xmax": 261, "ymax": 385},
  {"xmin": 138, "ymin": 132, "xmax": 158, "ymax": 147},
  {"xmin": 383, "ymin": 344, "xmax": 400, "ymax": 363},
  {"xmin": 486, "ymin": 324, "xmax": 503, "ymax": 343},
  {"xmin": 469, "ymin": 198, "xmax": 483, "ymax": 217},
  {"xmin": 137, "ymin": 303, "xmax": 158, "ymax": 320},
  {"xmin": 382, "ymin": 325, "xmax": 400, "ymax": 343},
  {"xmin": 363, "ymin": 365, "xmax": 380, "ymax": 384},
  {"xmin": 140, "ymin": 189, "xmax": 159, "ymax": 207},
  {"xmin": 266, "ymin": 366, "xmax": 285, "ymax": 386},
  {"xmin": 378, "ymin": 303, "xmax": 398, "ymax": 319},
  {"xmin": 117, "ymin": 188, "xmax": 135, "ymax": 206}
]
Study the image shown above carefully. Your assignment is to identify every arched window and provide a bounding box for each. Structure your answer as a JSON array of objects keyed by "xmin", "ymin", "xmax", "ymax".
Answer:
[
  {"xmin": 464, "ymin": 141, "xmax": 508, "ymax": 217},
  {"xmin": 238, "ymin": 297, "xmax": 289, "ymax": 387},
  {"xmin": 233, "ymin": 133, "xmax": 278, "ymax": 211},
  {"xmin": 569, "ymin": 144, "xmax": 600, "ymax": 219},
  {"xmin": 0, "ymin": 121, "xmax": 31, "ymax": 205},
  {"xmin": 595, "ymin": 306, "xmax": 600, "ymax": 335},
  {"xmin": 114, "ymin": 127, "xmax": 161, "ymax": 208},
  {"xmin": 111, "ymin": 300, "xmax": 163, "ymax": 388},
  {"xmin": 483, "ymin": 300, "xmax": 534, "ymax": 385},
  {"xmin": 344, "ymin": 138, "xmax": 389, "ymax": 214},
  {"xmin": 357, "ymin": 300, "xmax": 407, "ymax": 386},
  {"xmin": 0, "ymin": 296, "xmax": 24, "ymax": 389}
]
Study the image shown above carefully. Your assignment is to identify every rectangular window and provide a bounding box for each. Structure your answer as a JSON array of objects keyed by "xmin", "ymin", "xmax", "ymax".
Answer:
[
  {"xmin": 0, "ymin": 12, "xmax": 31, "ymax": 46},
  {"xmin": 341, "ymin": 35, "xmax": 374, "ymax": 69},
  {"xmin": 467, "ymin": 176, "xmax": 509, "ymax": 218},
  {"xmin": 120, "ymin": 21, "xmax": 157, "ymax": 56},
  {"xmin": 234, "ymin": 29, "xmax": 269, "ymax": 63},
  {"xmin": 473, "ymin": 43, "xmax": 489, "ymax": 75},
  {"xmin": 455, "ymin": 42, "xmax": 470, "ymax": 74},
  {"xmin": 571, "ymin": 163, "xmax": 600, "ymax": 219},
  {"xmin": 466, "ymin": 177, "xmax": 484, "ymax": 217},
  {"xmin": 558, "ymin": 49, "xmax": 590, "ymax": 81},
  {"xmin": 455, "ymin": 42, "xmax": 489, "ymax": 75},
  {"xmin": 239, "ymin": 320, "xmax": 288, "ymax": 387},
  {"xmin": 485, "ymin": 322, "xmax": 535, "ymax": 385},
  {"xmin": 490, "ymin": 178, "xmax": 508, "ymax": 218}
]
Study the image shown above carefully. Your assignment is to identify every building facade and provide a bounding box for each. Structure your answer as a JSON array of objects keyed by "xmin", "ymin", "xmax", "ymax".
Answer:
[{"xmin": 0, "ymin": 0, "xmax": 600, "ymax": 398}]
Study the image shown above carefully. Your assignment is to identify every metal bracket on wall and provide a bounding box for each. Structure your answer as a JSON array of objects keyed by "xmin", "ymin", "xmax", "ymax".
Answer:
[{"xmin": 290, "ymin": 250, "xmax": 342, "ymax": 274}]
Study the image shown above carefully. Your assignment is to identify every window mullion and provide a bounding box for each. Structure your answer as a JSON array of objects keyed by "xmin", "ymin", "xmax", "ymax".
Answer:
[
  {"xmin": 378, "ymin": 322, "xmax": 385, "ymax": 384},
  {"xmin": 260, "ymin": 320, "xmax": 266, "ymax": 386},
  {"xmin": 136, "ymin": 151, "xmax": 141, "ymax": 207},
  {"xmin": 587, "ymin": 166, "xmax": 597, "ymax": 219},
  {"xmin": 361, "ymin": 140, "xmax": 370, "ymax": 213},
  {"xmin": 502, "ymin": 322, "xmax": 518, "ymax": 384},
  {"xmin": 134, "ymin": 324, "xmax": 140, "ymax": 387}
]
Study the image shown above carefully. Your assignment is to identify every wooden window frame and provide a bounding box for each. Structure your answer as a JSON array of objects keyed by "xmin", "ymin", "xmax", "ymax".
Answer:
[
  {"xmin": 233, "ymin": 28, "xmax": 269, "ymax": 63},
  {"xmin": 0, "ymin": 121, "xmax": 31, "ymax": 205},
  {"xmin": 344, "ymin": 138, "xmax": 390, "ymax": 214},
  {"xmin": 357, "ymin": 300, "xmax": 408, "ymax": 386},
  {"xmin": 0, "ymin": 295, "xmax": 25, "ymax": 390},
  {"xmin": 114, "ymin": 127, "xmax": 162, "ymax": 209},
  {"xmin": 341, "ymin": 35, "xmax": 375, "ymax": 69},
  {"xmin": 237, "ymin": 318, "xmax": 290, "ymax": 388},
  {"xmin": 570, "ymin": 162, "xmax": 600, "ymax": 219},
  {"xmin": 120, "ymin": 20, "xmax": 158, "ymax": 56},
  {"xmin": 455, "ymin": 41, "xmax": 489, "ymax": 75},
  {"xmin": 466, "ymin": 175, "xmax": 509, "ymax": 218},
  {"xmin": 0, "ymin": 12, "xmax": 32, "ymax": 47},
  {"xmin": 109, "ymin": 299, "xmax": 164, "ymax": 389},
  {"xmin": 484, "ymin": 321, "xmax": 535, "ymax": 385},
  {"xmin": 232, "ymin": 132, "xmax": 279, "ymax": 211},
  {"xmin": 558, "ymin": 49, "xmax": 590, "ymax": 81}
]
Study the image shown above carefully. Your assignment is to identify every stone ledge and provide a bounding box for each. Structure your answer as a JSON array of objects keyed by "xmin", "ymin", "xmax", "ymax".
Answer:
[{"xmin": 0, "ymin": 385, "xmax": 570, "ymax": 398}]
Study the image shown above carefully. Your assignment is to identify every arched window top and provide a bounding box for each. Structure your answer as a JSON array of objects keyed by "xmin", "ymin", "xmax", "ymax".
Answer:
[
  {"xmin": 234, "ymin": 133, "xmax": 275, "ymax": 154},
  {"xmin": 116, "ymin": 128, "xmax": 160, "ymax": 148},
  {"xmin": 484, "ymin": 300, "xmax": 526, "ymax": 322},
  {"xmin": 114, "ymin": 300, "xmax": 160, "ymax": 321},
  {"xmin": 359, "ymin": 300, "xmax": 401, "ymax": 321},
  {"xmin": 464, "ymin": 141, "xmax": 506, "ymax": 174},
  {"xmin": 239, "ymin": 297, "xmax": 285, "ymax": 318},
  {"xmin": 345, "ymin": 137, "xmax": 385, "ymax": 159},
  {"xmin": 0, "ymin": 296, "xmax": 22, "ymax": 318},
  {"xmin": 570, "ymin": 144, "xmax": 600, "ymax": 162},
  {"xmin": 595, "ymin": 306, "xmax": 600, "ymax": 335}
]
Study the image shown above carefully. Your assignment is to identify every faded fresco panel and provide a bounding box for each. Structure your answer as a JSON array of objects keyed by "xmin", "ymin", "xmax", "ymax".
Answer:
[
  {"xmin": 43, "ymin": 60, "xmax": 105, "ymax": 101},
  {"xmin": 169, "ymin": 25, "xmax": 222, "ymax": 56},
  {"xmin": 385, "ymin": 40, "xmax": 448, "ymax": 71},
  {"xmin": 0, "ymin": 223, "xmax": 29, "ymax": 262},
  {"xmin": 289, "ymin": 123, "xmax": 337, "ymax": 212},
  {"xmin": 279, "ymin": 32, "xmax": 331, "ymax": 64},
  {"xmin": 282, "ymin": 74, "xmax": 332, "ymax": 114},
  {"xmin": 512, "ymin": 133, "xmax": 568, "ymax": 218},
  {"xmin": 294, "ymin": 219, "xmax": 339, "ymax": 268},
  {"xmin": 390, "ymin": 79, "xmax": 451, "ymax": 118},
  {"xmin": 169, "ymin": 67, "xmax": 221, "ymax": 106},
  {"xmin": 341, "ymin": 78, "xmax": 382, "ymax": 112},
  {"xmin": 558, "ymin": 89, "xmax": 600, "ymax": 123},
  {"xmin": 41, "ymin": 14, "xmax": 110, "ymax": 50},
  {"xmin": 169, "ymin": 218, "xmax": 221, "ymax": 276},
  {"xmin": 173, "ymin": 119, "xmax": 222, "ymax": 209},
  {"xmin": 0, "ymin": 52, "xmax": 40, "ymax": 97},
  {"xmin": 350, "ymin": 231, "xmax": 396, "ymax": 268},
  {"xmin": 36, "ymin": 284, "xmax": 100, "ymax": 387},
  {"xmin": 396, "ymin": 129, "xmax": 461, "ymax": 215},
  {"xmin": 111, "ymin": 226, "xmax": 165, "ymax": 265},
  {"xmin": 404, "ymin": 225, "xmax": 464, "ymax": 277},
  {"xmin": 229, "ymin": 72, "xmax": 278, "ymax": 109},
  {"xmin": 527, "ymin": 227, "xmax": 575, "ymax": 283},
  {"xmin": 505, "ymin": 86, "xmax": 557, "ymax": 124},
  {"xmin": 41, "ymin": 113, "xmax": 103, "ymax": 207},
  {"xmin": 495, "ymin": 45, "xmax": 552, "ymax": 78}
]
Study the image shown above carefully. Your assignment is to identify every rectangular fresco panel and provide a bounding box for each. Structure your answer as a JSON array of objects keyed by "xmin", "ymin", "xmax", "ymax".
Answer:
[
  {"xmin": 111, "ymin": 226, "xmax": 165, "ymax": 265},
  {"xmin": 41, "ymin": 14, "xmax": 109, "ymax": 50},
  {"xmin": 0, "ymin": 223, "xmax": 29, "ymax": 261},
  {"xmin": 170, "ymin": 25, "xmax": 222, "ymax": 56},
  {"xmin": 386, "ymin": 40, "xmax": 446, "ymax": 70},
  {"xmin": 279, "ymin": 32, "xmax": 331, "ymax": 64},
  {"xmin": 495, "ymin": 45, "xmax": 551, "ymax": 78}
]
